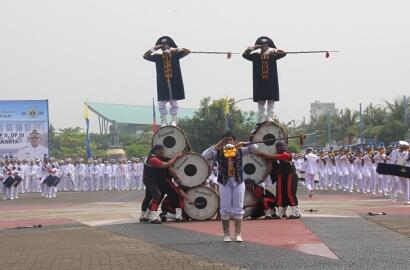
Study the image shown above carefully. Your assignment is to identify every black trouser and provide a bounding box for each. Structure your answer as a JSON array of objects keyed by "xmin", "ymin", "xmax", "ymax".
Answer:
[
  {"xmin": 141, "ymin": 177, "xmax": 162, "ymax": 212},
  {"xmin": 276, "ymin": 172, "xmax": 298, "ymax": 207},
  {"xmin": 157, "ymin": 178, "xmax": 181, "ymax": 209}
]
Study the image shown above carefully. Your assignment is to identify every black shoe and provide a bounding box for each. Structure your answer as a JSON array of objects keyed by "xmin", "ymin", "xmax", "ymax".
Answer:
[
  {"xmin": 264, "ymin": 215, "xmax": 274, "ymax": 220},
  {"xmin": 287, "ymin": 215, "xmax": 301, "ymax": 219},
  {"xmin": 139, "ymin": 217, "xmax": 149, "ymax": 222},
  {"xmin": 159, "ymin": 213, "xmax": 167, "ymax": 222},
  {"xmin": 150, "ymin": 219, "xmax": 162, "ymax": 224}
]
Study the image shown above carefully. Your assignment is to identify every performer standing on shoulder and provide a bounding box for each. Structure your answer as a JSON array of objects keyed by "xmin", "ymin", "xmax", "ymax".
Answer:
[
  {"xmin": 202, "ymin": 132, "xmax": 257, "ymax": 242},
  {"xmin": 243, "ymin": 36, "xmax": 286, "ymax": 123},
  {"xmin": 143, "ymin": 36, "xmax": 190, "ymax": 126}
]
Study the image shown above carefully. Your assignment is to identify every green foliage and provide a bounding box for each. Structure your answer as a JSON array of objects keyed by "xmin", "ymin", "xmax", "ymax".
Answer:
[
  {"xmin": 178, "ymin": 97, "xmax": 256, "ymax": 152},
  {"xmin": 50, "ymin": 126, "xmax": 151, "ymax": 159},
  {"xmin": 296, "ymin": 96, "xmax": 409, "ymax": 147}
]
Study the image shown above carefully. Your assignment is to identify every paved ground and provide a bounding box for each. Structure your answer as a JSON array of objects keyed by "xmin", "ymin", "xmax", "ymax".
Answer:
[{"xmin": 0, "ymin": 188, "xmax": 409, "ymax": 269}]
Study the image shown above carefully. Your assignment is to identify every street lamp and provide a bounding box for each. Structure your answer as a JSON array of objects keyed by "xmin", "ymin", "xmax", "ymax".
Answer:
[{"xmin": 225, "ymin": 97, "xmax": 253, "ymax": 131}]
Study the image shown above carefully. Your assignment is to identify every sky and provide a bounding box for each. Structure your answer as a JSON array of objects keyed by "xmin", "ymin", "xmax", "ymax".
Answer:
[{"xmin": 0, "ymin": 0, "xmax": 409, "ymax": 131}]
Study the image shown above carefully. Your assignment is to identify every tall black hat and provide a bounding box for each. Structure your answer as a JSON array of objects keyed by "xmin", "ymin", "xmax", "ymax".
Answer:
[
  {"xmin": 156, "ymin": 36, "xmax": 177, "ymax": 48},
  {"xmin": 255, "ymin": 36, "xmax": 276, "ymax": 48}
]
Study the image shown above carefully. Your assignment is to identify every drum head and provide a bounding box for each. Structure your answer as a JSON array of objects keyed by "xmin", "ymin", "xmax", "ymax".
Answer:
[
  {"xmin": 242, "ymin": 154, "xmax": 269, "ymax": 184},
  {"xmin": 243, "ymin": 190, "xmax": 257, "ymax": 218},
  {"xmin": 173, "ymin": 152, "xmax": 210, "ymax": 188},
  {"xmin": 152, "ymin": 126, "xmax": 188, "ymax": 158},
  {"xmin": 250, "ymin": 121, "xmax": 287, "ymax": 154},
  {"xmin": 184, "ymin": 186, "xmax": 219, "ymax": 220}
]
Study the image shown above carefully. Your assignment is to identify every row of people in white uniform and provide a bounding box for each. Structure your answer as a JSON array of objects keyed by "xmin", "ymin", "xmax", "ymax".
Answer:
[
  {"xmin": 294, "ymin": 141, "xmax": 410, "ymax": 204},
  {"xmin": 1, "ymin": 157, "xmax": 145, "ymax": 200}
]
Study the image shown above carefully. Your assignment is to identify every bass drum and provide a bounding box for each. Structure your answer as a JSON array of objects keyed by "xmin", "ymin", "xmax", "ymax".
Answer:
[
  {"xmin": 242, "ymin": 154, "xmax": 269, "ymax": 184},
  {"xmin": 173, "ymin": 152, "xmax": 210, "ymax": 188},
  {"xmin": 184, "ymin": 186, "xmax": 219, "ymax": 221},
  {"xmin": 243, "ymin": 190, "xmax": 257, "ymax": 218},
  {"xmin": 249, "ymin": 121, "xmax": 287, "ymax": 154},
  {"xmin": 152, "ymin": 126, "xmax": 189, "ymax": 158}
]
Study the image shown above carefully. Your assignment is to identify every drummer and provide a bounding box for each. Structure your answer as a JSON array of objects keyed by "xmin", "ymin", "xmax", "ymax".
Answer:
[
  {"xmin": 256, "ymin": 141, "xmax": 301, "ymax": 219},
  {"xmin": 243, "ymin": 179, "xmax": 280, "ymax": 219},
  {"xmin": 140, "ymin": 144, "xmax": 183, "ymax": 224},
  {"xmin": 202, "ymin": 131, "xmax": 257, "ymax": 242}
]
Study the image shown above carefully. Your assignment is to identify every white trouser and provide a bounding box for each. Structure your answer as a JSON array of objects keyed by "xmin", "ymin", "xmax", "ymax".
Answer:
[
  {"xmin": 305, "ymin": 173, "xmax": 315, "ymax": 192},
  {"xmin": 257, "ymin": 100, "xmax": 274, "ymax": 116},
  {"xmin": 219, "ymin": 177, "xmax": 245, "ymax": 219},
  {"xmin": 77, "ymin": 175, "xmax": 86, "ymax": 191},
  {"xmin": 159, "ymin": 100, "xmax": 178, "ymax": 116},
  {"xmin": 104, "ymin": 175, "xmax": 111, "ymax": 190},
  {"xmin": 400, "ymin": 178, "xmax": 410, "ymax": 202}
]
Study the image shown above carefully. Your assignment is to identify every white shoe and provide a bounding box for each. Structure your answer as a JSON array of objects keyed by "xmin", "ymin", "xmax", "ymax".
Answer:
[
  {"xmin": 235, "ymin": 234, "xmax": 243, "ymax": 242},
  {"xmin": 223, "ymin": 235, "xmax": 231, "ymax": 242},
  {"xmin": 160, "ymin": 115, "xmax": 167, "ymax": 127},
  {"xmin": 170, "ymin": 116, "xmax": 177, "ymax": 126}
]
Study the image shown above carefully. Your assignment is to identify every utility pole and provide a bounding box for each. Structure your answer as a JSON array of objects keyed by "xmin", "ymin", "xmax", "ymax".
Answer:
[
  {"xmin": 359, "ymin": 103, "xmax": 364, "ymax": 144},
  {"xmin": 327, "ymin": 110, "xmax": 331, "ymax": 147},
  {"xmin": 404, "ymin": 95, "xmax": 408, "ymax": 127}
]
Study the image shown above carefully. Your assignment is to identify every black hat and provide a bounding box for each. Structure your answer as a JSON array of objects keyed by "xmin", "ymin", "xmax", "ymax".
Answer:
[
  {"xmin": 275, "ymin": 141, "xmax": 288, "ymax": 153},
  {"xmin": 255, "ymin": 36, "xmax": 276, "ymax": 48},
  {"xmin": 156, "ymin": 36, "xmax": 177, "ymax": 48}
]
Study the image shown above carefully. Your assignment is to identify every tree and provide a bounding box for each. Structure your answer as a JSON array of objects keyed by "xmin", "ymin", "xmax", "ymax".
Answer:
[{"xmin": 178, "ymin": 97, "xmax": 256, "ymax": 152}]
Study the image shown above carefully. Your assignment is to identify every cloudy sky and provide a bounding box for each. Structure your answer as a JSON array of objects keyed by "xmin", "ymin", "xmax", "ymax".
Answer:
[{"xmin": 1, "ymin": 0, "xmax": 409, "ymax": 131}]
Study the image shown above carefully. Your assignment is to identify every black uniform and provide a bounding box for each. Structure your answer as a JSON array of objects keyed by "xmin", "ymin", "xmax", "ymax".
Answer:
[
  {"xmin": 242, "ymin": 36, "xmax": 286, "ymax": 102},
  {"xmin": 143, "ymin": 36, "xmax": 189, "ymax": 101}
]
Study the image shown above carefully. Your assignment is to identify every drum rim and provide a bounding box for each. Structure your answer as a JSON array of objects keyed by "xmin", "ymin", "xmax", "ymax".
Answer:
[
  {"xmin": 184, "ymin": 186, "xmax": 220, "ymax": 220},
  {"xmin": 242, "ymin": 153, "xmax": 269, "ymax": 184},
  {"xmin": 173, "ymin": 151, "xmax": 211, "ymax": 188},
  {"xmin": 151, "ymin": 125, "xmax": 190, "ymax": 156},
  {"xmin": 249, "ymin": 120, "xmax": 288, "ymax": 144}
]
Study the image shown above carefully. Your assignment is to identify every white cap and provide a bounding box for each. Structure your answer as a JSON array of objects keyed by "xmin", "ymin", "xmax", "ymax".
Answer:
[{"xmin": 398, "ymin": 140, "xmax": 409, "ymax": 147}]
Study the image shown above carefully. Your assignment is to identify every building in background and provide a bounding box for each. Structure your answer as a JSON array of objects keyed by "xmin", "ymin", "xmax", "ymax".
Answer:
[{"xmin": 310, "ymin": 100, "xmax": 338, "ymax": 120}]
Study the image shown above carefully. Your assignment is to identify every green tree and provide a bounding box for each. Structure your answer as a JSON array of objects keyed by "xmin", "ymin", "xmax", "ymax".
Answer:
[{"xmin": 178, "ymin": 97, "xmax": 256, "ymax": 152}]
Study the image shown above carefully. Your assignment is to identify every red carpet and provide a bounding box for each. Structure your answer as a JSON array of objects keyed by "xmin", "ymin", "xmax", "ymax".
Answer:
[{"xmin": 166, "ymin": 219, "xmax": 338, "ymax": 259}]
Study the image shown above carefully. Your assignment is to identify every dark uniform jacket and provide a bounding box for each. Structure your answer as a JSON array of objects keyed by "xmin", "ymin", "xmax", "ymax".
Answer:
[
  {"xmin": 144, "ymin": 50, "xmax": 189, "ymax": 101},
  {"xmin": 243, "ymin": 50, "xmax": 286, "ymax": 102}
]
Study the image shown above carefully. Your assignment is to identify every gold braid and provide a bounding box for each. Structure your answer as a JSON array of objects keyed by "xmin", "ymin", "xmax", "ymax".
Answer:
[
  {"xmin": 261, "ymin": 54, "xmax": 269, "ymax": 80},
  {"xmin": 162, "ymin": 53, "xmax": 172, "ymax": 82}
]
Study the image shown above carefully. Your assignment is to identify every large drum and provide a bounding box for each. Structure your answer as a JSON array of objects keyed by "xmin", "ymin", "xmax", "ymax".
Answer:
[
  {"xmin": 243, "ymin": 190, "xmax": 257, "ymax": 218},
  {"xmin": 249, "ymin": 121, "xmax": 287, "ymax": 154},
  {"xmin": 152, "ymin": 126, "xmax": 189, "ymax": 158},
  {"xmin": 173, "ymin": 152, "xmax": 210, "ymax": 188},
  {"xmin": 242, "ymin": 154, "xmax": 269, "ymax": 184},
  {"xmin": 184, "ymin": 186, "xmax": 219, "ymax": 220}
]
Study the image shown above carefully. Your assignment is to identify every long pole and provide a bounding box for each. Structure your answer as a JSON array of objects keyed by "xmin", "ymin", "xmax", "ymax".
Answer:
[
  {"xmin": 403, "ymin": 95, "xmax": 408, "ymax": 126},
  {"xmin": 359, "ymin": 103, "xmax": 364, "ymax": 144},
  {"xmin": 327, "ymin": 111, "xmax": 331, "ymax": 147}
]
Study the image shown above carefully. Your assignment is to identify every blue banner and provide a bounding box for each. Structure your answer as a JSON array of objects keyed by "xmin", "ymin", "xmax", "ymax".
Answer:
[{"xmin": 0, "ymin": 100, "xmax": 49, "ymax": 160}]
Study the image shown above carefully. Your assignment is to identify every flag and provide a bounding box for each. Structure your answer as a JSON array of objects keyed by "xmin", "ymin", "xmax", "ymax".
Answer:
[
  {"xmin": 223, "ymin": 96, "xmax": 229, "ymax": 116},
  {"xmin": 84, "ymin": 101, "xmax": 92, "ymax": 159},
  {"xmin": 224, "ymin": 96, "xmax": 231, "ymax": 131},
  {"xmin": 152, "ymin": 98, "xmax": 158, "ymax": 133}
]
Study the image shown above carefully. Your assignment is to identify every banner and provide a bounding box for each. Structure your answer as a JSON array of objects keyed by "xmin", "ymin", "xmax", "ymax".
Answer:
[{"xmin": 0, "ymin": 100, "xmax": 49, "ymax": 160}]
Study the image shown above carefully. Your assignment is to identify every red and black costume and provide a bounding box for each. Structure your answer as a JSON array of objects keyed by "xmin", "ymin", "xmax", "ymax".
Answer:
[
  {"xmin": 246, "ymin": 182, "xmax": 278, "ymax": 219},
  {"xmin": 141, "ymin": 156, "xmax": 182, "ymax": 215},
  {"xmin": 269, "ymin": 152, "xmax": 299, "ymax": 209}
]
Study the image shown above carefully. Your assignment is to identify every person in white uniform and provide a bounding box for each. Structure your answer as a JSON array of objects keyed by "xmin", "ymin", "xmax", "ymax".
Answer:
[{"xmin": 202, "ymin": 132, "xmax": 257, "ymax": 242}]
